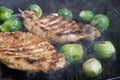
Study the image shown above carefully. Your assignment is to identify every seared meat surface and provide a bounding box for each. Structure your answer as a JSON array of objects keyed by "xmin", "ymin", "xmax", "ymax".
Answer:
[
  {"xmin": 21, "ymin": 10, "xmax": 100, "ymax": 44},
  {"xmin": 0, "ymin": 31, "xmax": 66, "ymax": 72}
]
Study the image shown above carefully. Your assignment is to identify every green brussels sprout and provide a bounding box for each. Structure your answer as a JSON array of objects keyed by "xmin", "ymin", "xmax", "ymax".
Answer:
[
  {"xmin": 91, "ymin": 14, "xmax": 110, "ymax": 31},
  {"xmin": 0, "ymin": 17, "xmax": 22, "ymax": 32},
  {"xmin": 58, "ymin": 8, "xmax": 73, "ymax": 20},
  {"xmin": 93, "ymin": 41, "xmax": 115, "ymax": 59},
  {"xmin": 82, "ymin": 58, "xmax": 102, "ymax": 78},
  {"xmin": 0, "ymin": 6, "xmax": 13, "ymax": 22},
  {"xmin": 79, "ymin": 10, "xmax": 94, "ymax": 21},
  {"xmin": 27, "ymin": 4, "xmax": 42, "ymax": 17},
  {"xmin": 60, "ymin": 44, "xmax": 84, "ymax": 62}
]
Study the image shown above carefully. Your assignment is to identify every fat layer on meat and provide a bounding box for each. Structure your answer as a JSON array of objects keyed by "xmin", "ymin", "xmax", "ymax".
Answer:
[
  {"xmin": 0, "ymin": 31, "xmax": 66, "ymax": 72},
  {"xmin": 21, "ymin": 10, "xmax": 100, "ymax": 44}
]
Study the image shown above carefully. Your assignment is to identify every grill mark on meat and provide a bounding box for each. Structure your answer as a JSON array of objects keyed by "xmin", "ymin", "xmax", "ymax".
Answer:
[
  {"xmin": 34, "ymin": 21, "xmax": 50, "ymax": 31},
  {"xmin": 70, "ymin": 23, "xmax": 79, "ymax": 31},
  {"xmin": 26, "ymin": 16, "xmax": 33, "ymax": 19},
  {"xmin": 38, "ymin": 57, "xmax": 46, "ymax": 62},
  {"xmin": 34, "ymin": 22, "xmax": 38, "ymax": 26},
  {"xmin": 85, "ymin": 26, "xmax": 92, "ymax": 34},
  {"xmin": 15, "ymin": 57, "xmax": 21, "ymax": 60},
  {"xmin": 56, "ymin": 30, "xmax": 82, "ymax": 36},
  {"xmin": 48, "ymin": 22, "xmax": 59, "ymax": 28},
  {"xmin": 0, "ymin": 49, "xmax": 18, "ymax": 52},
  {"xmin": 22, "ymin": 10, "xmax": 100, "ymax": 43},
  {"xmin": 49, "ymin": 16, "xmax": 58, "ymax": 21},
  {"xmin": 39, "ymin": 26, "xmax": 49, "ymax": 31},
  {"xmin": 55, "ymin": 21, "xmax": 79, "ymax": 35},
  {"xmin": 49, "ymin": 18, "xmax": 67, "ymax": 28},
  {"xmin": 60, "ymin": 24, "xmax": 66, "ymax": 28},
  {"xmin": 6, "ymin": 53, "xmax": 16, "ymax": 56},
  {"xmin": 48, "ymin": 47, "xmax": 55, "ymax": 51},
  {"xmin": 56, "ymin": 24, "xmax": 68, "ymax": 33},
  {"xmin": 26, "ymin": 58, "xmax": 36, "ymax": 64},
  {"xmin": 78, "ymin": 23, "xmax": 85, "ymax": 28},
  {"xmin": 23, "ymin": 11, "xmax": 35, "ymax": 20},
  {"xmin": 25, "ymin": 11, "xmax": 80, "ymax": 36},
  {"xmin": 39, "ymin": 17, "xmax": 50, "ymax": 24},
  {"xmin": 50, "ymin": 61, "xmax": 56, "ymax": 67},
  {"xmin": 70, "ymin": 30, "xmax": 82, "ymax": 34},
  {"xmin": 53, "ymin": 54, "xmax": 63, "ymax": 59},
  {"xmin": 52, "ymin": 23, "xmax": 78, "ymax": 36},
  {"xmin": 50, "ymin": 54, "xmax": 64, "ymax": 67},
  {"xmin": 55, "ymin": 33, "xmax": 63, "ymax": 36},
  {"xmin": 48, "ymin": 17, "xmax": 63, "ymax": 28},
  {"xmin": 0, "ymin": 31, "xmax": 66, "ymax": 72}
]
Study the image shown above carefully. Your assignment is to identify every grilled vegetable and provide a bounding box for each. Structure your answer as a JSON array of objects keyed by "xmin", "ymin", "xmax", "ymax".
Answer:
[
  {"xmin": 0, "ymin": 17, "xmax": 22, "ymax": 32},
  {"xmin": 79, "ymin": 10, "xmax": 94, "ymax": 21},
  {"xmin": 27, "ymin": 4, "xmax": 42, "ymax": 17},
  {"xmin": 91, "ymin": 14, "xmax": 110, "ymax": 31},
  {"xmin": 0, "ymin": 6, "xmax": 13, "ymax": 22},
  {"xmin": 58, "ymin": 8, "xmax": 73, "ymax": 20},
  {"xmin": 93, "ymin": 41, "xmax": 115, "ymax": 59},
  {"xmin": 82, "ymin": 58, "xmax": 102, "ymax": 78},
  {"xmin": 60, "ymin": 44, "xmax": 84, "ymax": 62}
]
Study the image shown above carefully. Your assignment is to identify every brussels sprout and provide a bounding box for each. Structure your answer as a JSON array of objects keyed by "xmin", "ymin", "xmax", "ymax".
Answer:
[
  {"xmin": 0, "ymin": 6, "xmax": 13, "ymax": 22},
  {"xmin": 28, "ymin": 4, "xmax": 42, "ymax": 17},
  {"xmin": 58, "ymin": 8, "xmax": 73, "ymax": 20},
  {"xmin": 82, "ymin": 58, "xmax": 102, "ymax": 78},
  {"xmin": 79, "ymin": 10, "xmax": 94, "ymax": 21},
  {"xmin": 91, "ymin": 14, "xmax": 110, "ymax": 31},
  {"xmin": 60, "ymin": 44, "xmax": 84, "ymax": 62},
  {"xmin": 93, "ymin": 41, "xmax": 115, "ymax": 59},
  {"xmin": 0, "ymin": 17, "xmax": 22, "ymax": 32}
]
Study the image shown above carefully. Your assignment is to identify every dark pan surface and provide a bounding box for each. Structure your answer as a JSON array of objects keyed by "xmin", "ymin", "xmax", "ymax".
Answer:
[{"xmin": 0, "ymin": 0, "xmax": 120, "ymax": 80}]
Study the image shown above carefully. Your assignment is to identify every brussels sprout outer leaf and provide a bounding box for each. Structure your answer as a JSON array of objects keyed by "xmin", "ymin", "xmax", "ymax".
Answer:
[
  {"xmin": 1, "ymin": 17, "xmax": 22, "ymax": 32},
  {"xmin": 79, "ymin": 10, "xmax": 94, "ymax": 21},
  {"xmin": 91, "ymin": 14, "xmax": 110, "ymax": 31},
  {"xmin": 82, "ymin": 58, "xmax": 102, "ymax": 78},
  {"xmin": 94, "ymin": 41, "xmax": 115, "ymax": 58},
  {"xmin": 28, "ymin": 4, "xmax": 42, "ymax": 17},
  {"xmin": 60, "ymin": 44, "xmax": 84, "ymax": 62},
  {"xmin": 58, "ymin": 8, "xmax": 73, "ymax": 20},
  {"xmin": 0, "ymin": 6, "xmax": 13, "ymax": 21}
]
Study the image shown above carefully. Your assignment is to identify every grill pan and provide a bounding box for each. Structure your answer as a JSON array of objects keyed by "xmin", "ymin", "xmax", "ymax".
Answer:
[{"xmin": 0, "ymin": 0, "xmax": 120, "ymax": 80}]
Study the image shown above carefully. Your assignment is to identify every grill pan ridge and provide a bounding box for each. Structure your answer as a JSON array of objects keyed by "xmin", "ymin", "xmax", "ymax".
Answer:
[{"xmin": 0, "ymin": 0, "xmax": 120, "ymax": 80}]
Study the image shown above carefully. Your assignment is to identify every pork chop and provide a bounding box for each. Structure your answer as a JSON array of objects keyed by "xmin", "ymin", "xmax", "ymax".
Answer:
[
  {"xmin": 0, "ymin": 31, "xmax": 66, "ymax": 72},
  {"xmin": 21, "ymin": 10, "xmax": 100, "ymax": 44}
]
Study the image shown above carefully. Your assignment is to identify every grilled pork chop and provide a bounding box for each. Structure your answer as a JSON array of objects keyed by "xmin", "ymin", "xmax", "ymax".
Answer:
[
  {"xmin": 21, "ymin": 10, "xmax": 100, "ymax": 44},
  {"xmin": 0, "ymin": 31, "xmax": 66, "ymax": 72}
]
